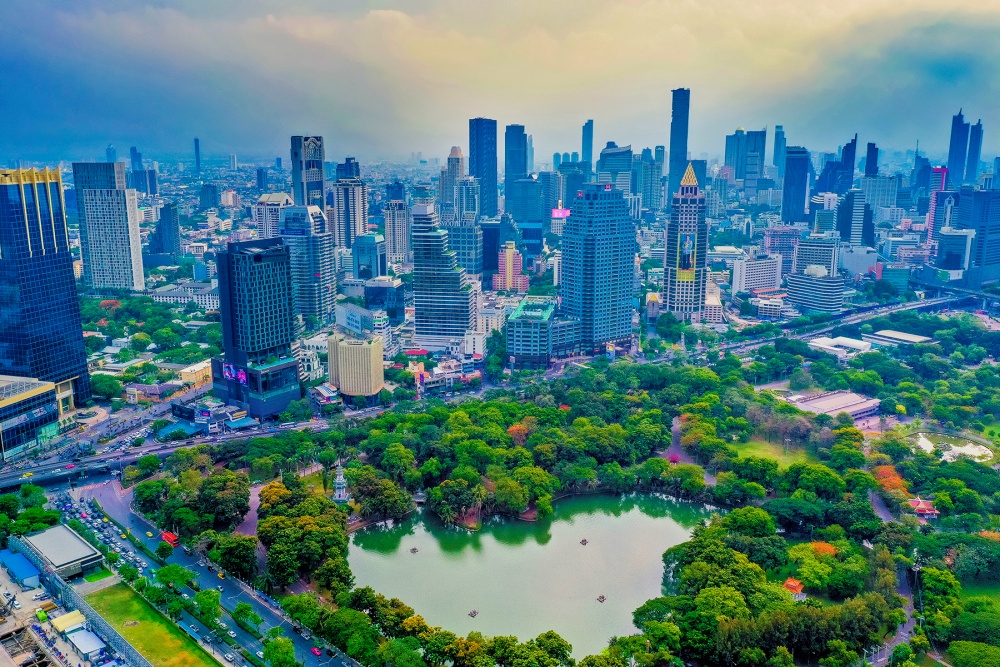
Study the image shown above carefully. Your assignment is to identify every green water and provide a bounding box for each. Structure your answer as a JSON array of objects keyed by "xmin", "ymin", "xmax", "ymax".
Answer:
[{"xmin": 348, "ymin": 494, "xmax": 711, "ymax": 657}]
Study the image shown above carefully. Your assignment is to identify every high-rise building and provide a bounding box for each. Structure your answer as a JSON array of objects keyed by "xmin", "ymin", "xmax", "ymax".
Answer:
[
  {"xmin": 663, "ymin": 165, "xmax": 708, "ymax": 321},
  {"xmin": 582, "ymin": 119, "xmax": 594, "ymax": 167},
  {"xmin": 328, "ymin": 332, "xmax": 384, "ymax": 399},
  {"xmin": 469, "ymin": 118, "xmax": 498, "ymax": 217},
  {"xmin": 763, "ymin": 226, "xmax": 801, "ymax": 275},
  {"xmin": 553, "ymin": 152, "xmax": 562, "ymax": 170},
  {"xmin": 212, "ymin": 238, "xmax": 299, "ymax": 418},
  {"xmin": 480, "ymin": 214, "xmax": 520, "ymax": 279},
  {"xmin": 199, "ymin": 183, "xmax": 220, "ymax": 210},
  {"xmin": 492, "ymin": 241, "xmax": 529, "ymax": 292},
  {"xmin": 504, "ymin": 124, "xmax": 528, "ymax": 185},
  {"xmin": 953, "ymin": 188, "xmax": 1000, "ymax": 286},
  {"xmin": 336, "ymin": 157, "xmax": 361, "ymax": 181},
  {"xmin": 386, "ymin": 180, "xmax": 405, "ymax": 203},
  {"xmin": 290, "ymin": 136, "xmax": 326, "ymax": 208},
  {"xmin": 966, "ymin": 120, "xmax": 983, "ymax": 184},
  {"xmin": 596, "ymin": 142, "xmax": 633, "ymax": 193},
  {"xmin": 635, "ymin": 148, "xmax": 662, "ymax": 212},
  {"xmin": 439, "ymin": 146, "xmax": 465, "ymax": 208},
  {"xmin": 924, "ymin": 167, "xmax": 950, "ymax": 242},
  {"xmin": 456, "ymin": 176, "xmax": 480, "ymax": 224},
  {"xmin": 724, "ymin": 127, "xmax": 766, "ymax": 181},
  {"xmin": 864, "ymin": 142, "xmax": 879, "ymax": 177},
  {"xmin": 859, "ymin": 175, "xmax": 898, "ymax": 210},
  {"xmin": 253, "ymin": 193, "xmax": 293, "ymax": 240},
  {"xmin": 129, "ymin": 146, "xmax": 142, "ymax": 173},
  {"xmin": 732, "ymin": 256, "xmax": 782, "ymax": 294},
  {"xmin": 441, "ymin": 220, "xmax": 483, "ymax": 276},
  {"xmin": 786, "ymin": 265, "xmax": 844, "ymax": 313},
  {"xmin": 384, "ymin": 200, "xmax": 410, "ymax": 264},
  {"xmin": 526, "ymin": 134, "xmax": 534, "ymax": 175},
  {"xmin": 947, "ymin": 110, "xmax": 971, "ymax": 186},
  {"xmin": 836, "ymin": 189, "xmax": 872, "ymax": 246},
  {"xmin": 194, "ymin": 138, "xmax": 201, "ymax": 174},
  {"xmin": 537, "ymin": 171, "xmax": 564, "ymax": 215},
  {"xmin": 506, "ymin": 177, "xmax": 544, "ymax": 256},
  {"xmin": 0, "ymin": 168, "xmax": 91, "ymax": 411},
  {"xmin": 328, "ymin": 178, "xmax": 368, "ymax": 248},
  {"xmin": 411, "ymin": 203, "xmax": 476, "ymax": 348},
  {"xmin": 280, "ymin": 205, "xmax": 337, "ymax": 328},
  {"xmin": 352, "ymin": 233, "xmax": 388, "ymax": 280},
  {"xmin": 667, "ymin": 88, "xmax": 690, "ymax": 211},
  {"xmin": 106, "ymin": 144, "xmax": 117, "ymax": 164},
  {"xmin": 773, "ymin": 125, "xmax": 786, "ymax": 177},
  {"xmin": 72, "ymin": 162, "xmax": 144, "ymax": 291},
  {"xmin": 256, "ymin": 168, "xmax": 267, "ymax": 191},
  {"xmin": 560, "ymin": 184, "xmax": 636, "ymax": 349},
  {"xmin": 149, "ymin": 202, "xmax": 181, "ymax": 258},
  {"xmin": 793, "ymin": 233, "xmax": 840, "ymax": 275},
  {"xmin": 781, "ymin": 146, "xmax": 811, "ymax": 223}
]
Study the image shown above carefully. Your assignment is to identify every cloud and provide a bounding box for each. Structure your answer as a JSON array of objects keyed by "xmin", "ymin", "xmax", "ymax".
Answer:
[{"xmin": 1, "ymin": 0, "xmax": 998, "ymax": 164}]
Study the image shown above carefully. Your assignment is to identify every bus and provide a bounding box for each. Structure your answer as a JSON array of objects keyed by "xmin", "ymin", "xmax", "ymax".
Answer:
[{"xmin": 161, "ymin": 531, "xmax": 180, "ymax": 547}]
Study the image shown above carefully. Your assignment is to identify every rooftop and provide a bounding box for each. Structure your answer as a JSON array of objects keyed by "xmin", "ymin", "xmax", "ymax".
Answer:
[
  {"xmin": 786, "ymin": 390, "xmax": 881, "ymax": 417},
  {"xmin": 24, "ymin": 524, "xmax": 101, "ymax": 568},
  {"xmin": 509, "ymin": 299, "xmax": 556, "ymax": 321},
  {"xmin": 0, "ymin": 375, "xmax": 54, "ymax": 403},
  {"xmin": 871, "ymin": 329, "xmax": 933, "ymax": 344}
]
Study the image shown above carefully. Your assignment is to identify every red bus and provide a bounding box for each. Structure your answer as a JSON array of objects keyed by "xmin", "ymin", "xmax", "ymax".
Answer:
[{"xmin": 161, "ymin": 531, "xmax": 179, "ymax": 547}]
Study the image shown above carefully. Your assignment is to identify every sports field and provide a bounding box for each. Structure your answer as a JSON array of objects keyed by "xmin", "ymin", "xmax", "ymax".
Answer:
[
  {"xmin": 86, "ymin": 583, "xmax": 218, "ymax": 667},
  {"xmin": 730, "ymin": 439, "xmax": 818, "ymax": 467}
]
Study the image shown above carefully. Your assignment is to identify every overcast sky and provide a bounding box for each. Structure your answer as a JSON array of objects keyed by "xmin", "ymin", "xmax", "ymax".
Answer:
[{"xmin": 3, "ymin": 0, "xmax": 999, "ymax": 165}]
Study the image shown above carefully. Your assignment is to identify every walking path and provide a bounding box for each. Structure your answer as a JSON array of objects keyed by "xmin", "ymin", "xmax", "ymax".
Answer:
[{"xmin": 659, "ymin": 416, "xmax": 717, "ymax": 485}]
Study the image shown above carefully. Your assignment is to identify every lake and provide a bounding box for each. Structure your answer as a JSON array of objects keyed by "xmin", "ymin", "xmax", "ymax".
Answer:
[{"xmin": 348, "ymin": 493, "xmax": 711, "ymax": 657}]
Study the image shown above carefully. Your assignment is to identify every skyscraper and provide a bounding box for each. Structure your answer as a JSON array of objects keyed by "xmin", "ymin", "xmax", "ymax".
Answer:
[
  {"xmin": 328, "ymin": 178, "xmax": 368, "ymax": 248},
  {"xmin": 469, "ymin": 118, "xmax": 498, "ymax": 217},
  {"xmin": 456, "ymin": 176, "xmax": 480, "ymax": 223},
  {"xmin": 864, "ymin": 142, "xmax": 879, "ymax": 177},
  {"xmin": 947, "ymin": 110, "xmax": 970, "ymax": 185},
  {"xmin": 0, "ymin": 168, "xmax": 91, "ymax": 410},
  {"xmin": 781, "ymin": 146, "xmax": 811, "ymax": 223},
  {"xmin": 667, "ymin": 88, "xmax": 690, "ymax": 211},
  {"xmin": 439, "ymin": 146, "xmax": 465, "ymax": 208},
  {"xmin": 596, "ymin": 142, "xmax": 633, "ymax": 193},
  {"xmin": 582, "ymin": 119, "xmax": 594, "ymax": 167},
  {"xmin": 149, "ymin": 202, "xmax": 181, "ymax": 258},
  {"xmin": 953, "ymin": 188, "xmax": 1000, "ymax": 286},
  {"xmin": 129, "ymin": 146, "xmax": 142, "ymax": 173},
  {"xmin": 290, "ymin": 135, "xmax": 326, "ymax": 208},
  {"xmin": 560, "ymin": 184, "xmax": 636, "ymax": 350},
  {"xmin": 836, "ymin": 189, "xmax": 871, "ymax": 246},
  {"xmin": 411, "ymin": 203, "xmax": 476, "ymax": 348},
  {"xmin": 253, "ymin": 193, "xmax": 293, "ymax": 240},
  {"xmin": 280, "ymin": 205, "xmax": 337, "ymax": 328},
  {"xmin": 212, "ymin": 238, "xmax": 299, "ymax": 418},
  {"xmin": 966, "ymin": 120, "xmax": 983, "ymax": 183},
  {"xmin": 924, "ymin": 167, "xmax": 950, "ymax": 243},
  {"xmin": 384, "ymin": 200, "xmax": 410, "ymax": 264},
  {"xmin": 352, "ymin": 233, "xmax": 388, "ymax": 280},
  {"xmin": 336, "ymin": 157, "xmax": 361, "ymax": 181},
  {"xmin": 256, "ymin": 167, "xmax": 267, "ymax": 191},
  {"xmin": 72, "ymin": 162, "xmax": 145, "ymax": 291},
  {"xmin": 773, "ymin": 125, "xmax": 786, "ymax": 178},
  {"xmin": 106, "ymin": 144, "xmax": 117, "ymax": 164},
  {"xmin": 386, "ymin": 180, "xmax": 406, "ymax": 203},
  {"xmin": 635, "ymin": 148, "xmax": 662, "ymax": 212},
  {"xmin": 194, "ymin": 138, "xmax": 201, "ymax": 174},
  {"xmin": 663, "ymin": 164, "xmax": 708, "ymax": 321},
  {"xmin": 553, "ymin": 153, "xmax": 562, "ymax": 170},
  {"xmin": 504, "ymin": 124, "xmax": 528, "ymax": 185},
  {"xmin": 526, "ymin": 135, "xmax": 534, "ymax": 175}
]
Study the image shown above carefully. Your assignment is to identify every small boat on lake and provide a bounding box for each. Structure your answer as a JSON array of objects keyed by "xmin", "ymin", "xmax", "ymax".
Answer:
[
  {"xmin": 597, "ymin": 595, "xmax": 606, "ymax": 603},
  {"xmin": 469, "ymin": 610, "xmax": 478, "ymax": 618},
  {"xmin": 580, "ymin": 539, "xmax": 588, "ymax": 545}
]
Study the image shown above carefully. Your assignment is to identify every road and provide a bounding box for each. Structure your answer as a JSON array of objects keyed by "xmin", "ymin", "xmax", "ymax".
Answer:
[{"xmin": 75, "ymin": 480, "xmax": 360, "ymax": 667}]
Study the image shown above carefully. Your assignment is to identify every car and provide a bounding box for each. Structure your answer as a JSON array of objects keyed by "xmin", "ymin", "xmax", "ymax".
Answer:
[
  {"xmin": 181, "ymin": 593, "xmax": 190, "ymax": 600},
  {"xmin": 217, "ymin": 586, "xmax": 224, "ymax": 592},
  {"xmin": 12, "ymin": 601, "xmax": 20, "ymax": 610},
  {"xmin": 256, "ymin": 652, "xmax": 264, "ymax": 660},
  {"xmin": 302, "ymin": 631, "xmax": 312, "ymax": 641},
  {"xmin": 325, "ymin": 649, "xmax": 334, "ymax": 657},
  {"xmin": 311, "ymin": 648, "xmax": 322, "ymax": 656},
  {"xmin": 227, "ymin": 631, "xmax": 237, "ymax": 639},
  {"xmin": 21, "ymin": 472, "xmax": 32, "ymax": 478},
  {"xmin": 189, "ymin": 624, "xmax": 198, "ymax": 632},
  {"xmin": 146, "ymin": 532, "xmax": 153, "ymax": 538},
  {"xmin": 197, "ymin": 561, "xmax": 206, "ymax": 567},
  {"xmin": 216, "ymin": 621, "xmax": 228, "ymax": 630},
  {"xmin": 223, "ymin": 655, "xmax": 234, "ymax": 663},
  {"xmin": 65, "ymin": 464, "xmax": 76, "ymax": 469},
  {"xmin": 120, "ymin": 534, "xmax": 127, "ymax": 539},
  {"xmin": 2, "ymin": 592, "xmax": 14, "ymax": 601},
  {"xmin": 217, "ymin": 572, "xmax": 225, "ymax": 579}
]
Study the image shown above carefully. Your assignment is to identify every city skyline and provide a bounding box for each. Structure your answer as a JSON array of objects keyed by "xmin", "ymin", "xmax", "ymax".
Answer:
[{"xmin": 2, "ymin": 1, "xmax": 1000, "ymax": 163}]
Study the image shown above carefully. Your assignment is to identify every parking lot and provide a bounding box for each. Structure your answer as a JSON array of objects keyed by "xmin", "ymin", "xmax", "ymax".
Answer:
[{"xmin": 53, "ymin": 493, "xmax": 154, "ymax": 577}]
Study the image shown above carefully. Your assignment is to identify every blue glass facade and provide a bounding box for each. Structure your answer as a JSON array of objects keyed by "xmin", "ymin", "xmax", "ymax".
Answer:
[{"xmin": 0, "ymin": 169, "xmax": 91, "ymax": 409}]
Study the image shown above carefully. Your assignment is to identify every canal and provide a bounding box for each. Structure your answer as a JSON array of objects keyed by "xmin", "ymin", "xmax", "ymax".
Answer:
[{"xmin": 348, "ymin": 493, "xmax": 711, "ymax": 657}]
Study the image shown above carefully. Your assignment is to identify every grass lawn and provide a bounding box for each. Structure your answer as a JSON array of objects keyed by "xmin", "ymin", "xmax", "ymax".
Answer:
[
  {"xmin": 84, "ymin": 567, "xmax": 114, "ymax": 583},
  {"xmin": 86, "ymin": 583, "xmax": 218, "ymax": 667},
  {"xmin": 299, "ymin": 471, "xmax": 329, "ymax": 496},
  {"xmin": 916, "ymin": 655, "xmax": 947, "ymax": 667},
  {"xmin": 731, "ymin": 439, "xmax": 818, "ymax": 468},
  {"xmin": 959, "ymin": 579, "xmax": 1000, "ymax": 602}
]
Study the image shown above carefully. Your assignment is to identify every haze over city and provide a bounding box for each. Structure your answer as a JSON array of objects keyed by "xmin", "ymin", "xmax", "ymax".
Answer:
[{"xmin": 3, "ymin": 0, "xmax": 1000, "ymax": 161}]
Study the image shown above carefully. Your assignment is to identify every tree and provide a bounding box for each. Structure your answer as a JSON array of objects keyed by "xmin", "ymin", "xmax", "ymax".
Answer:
[
  {"xmin": 130, "ymin": 332, "xmax": 153, "ymax": 352},
  {"xmin": 155, "ymin": 564, "xmax": 193, "ymax": 590},
  {"xmin": 151, "ymin": 328, "xmax": 183, "ymax": 351},
  {"xmin": 119, "ymin": 563, "xmax": 139, "ymax": 583},
  {"xmin": 194, "ymin": 589, "xmax": 221, "ymax": 625},
  {"xmin": 90, "ymin": 374, "xmax": 123, "ymax": 400},
  {"xmin": 263, "ymin": 637, "xmax": 300, "ymax": 667},
  {"xmin": 137, "ymin": 455, "xmax": 161, "ymax": 476},
  {"xmin": 218, "ymin": 534, "xmax": 259, "ymax": 580},
  {"xmin": 233, "ymin": 601, "xmax": 263, "ymax": 631},
  {"xmin": 352, "ymin": 395, "xmax": 368, "ymax": 410},
  {"xmin": 155, "ymin": 541, "xmax": 174, "ymax": 560}
]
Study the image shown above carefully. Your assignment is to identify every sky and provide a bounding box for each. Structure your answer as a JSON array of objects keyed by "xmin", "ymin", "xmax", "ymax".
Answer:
[{"xmin": 2, "ymin": 0, "xmax": 1000, "ymax": 165}]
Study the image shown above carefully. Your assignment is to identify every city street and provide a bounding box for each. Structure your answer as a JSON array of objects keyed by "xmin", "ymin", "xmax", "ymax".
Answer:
[{"xmin": 74, "ymin": 480, "xmax": 359, "ymax": 667}]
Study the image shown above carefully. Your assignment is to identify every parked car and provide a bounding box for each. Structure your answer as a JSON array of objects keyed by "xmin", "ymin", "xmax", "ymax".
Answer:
[{"xmin": 311, "ymin": 648, "xmax": 322, "ymax": 656}]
